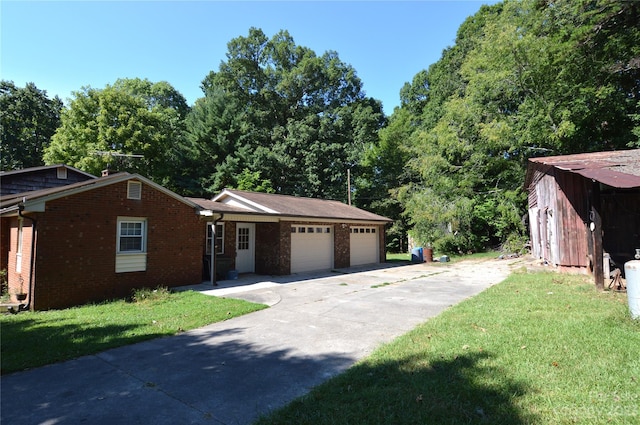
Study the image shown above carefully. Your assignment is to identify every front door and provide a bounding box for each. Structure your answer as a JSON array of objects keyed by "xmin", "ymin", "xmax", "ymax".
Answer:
[{"xmin": 235, "ymin": 223, "xmax": 255, "ymax": 273}]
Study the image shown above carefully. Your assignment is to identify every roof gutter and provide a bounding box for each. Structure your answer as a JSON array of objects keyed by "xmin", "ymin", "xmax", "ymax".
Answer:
[{"xmin": 0, "ymin": 204, "xmax": 20, "ymax": 217}]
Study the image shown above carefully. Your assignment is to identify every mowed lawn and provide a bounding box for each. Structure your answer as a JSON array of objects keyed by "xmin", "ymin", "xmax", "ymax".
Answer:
[
  {"xmin": 0, "ymin": 288, "xmax": 267, "ymax": 374},
  {"xmin": 256, "ymin": 270, "xmax": 640, "ymax": 425}
]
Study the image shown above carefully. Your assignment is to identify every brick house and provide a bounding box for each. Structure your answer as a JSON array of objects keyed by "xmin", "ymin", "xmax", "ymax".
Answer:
[
  {"xmin": 1, "ymin": 168, "xmax": 392, "ymax": 310},
  {"xmin": 0, "ymin": 172, "xmax": 204, "ymax": 310},
  {"xmin": 190, "ymin": 189, "xmax": 392, "ymax": 282}
]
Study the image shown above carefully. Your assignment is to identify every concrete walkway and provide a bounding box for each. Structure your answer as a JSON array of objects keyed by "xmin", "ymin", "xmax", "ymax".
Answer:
[{"xmin": 1, "ymin": 258, "xmax": 524, "ymax": 425}]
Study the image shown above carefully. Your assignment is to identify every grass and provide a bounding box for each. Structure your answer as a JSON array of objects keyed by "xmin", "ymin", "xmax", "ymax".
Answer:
[
  {"xmin": 0, "ymin": 287, "xmax": 267, "ymax": 374},
  {"xmin": 371, "ymin": 282, "xmax": 393, "ymax": 289},
  {"xmin": 387, "ymin": 252, "xmax": 411, "ymax": 262},
  {"xmin": 387, "ymin": 250, "xmax": 500, "ymax": 263},
  {"xmin": 256, "ymin": 271, "xmax": 640, "ymax": 425}
]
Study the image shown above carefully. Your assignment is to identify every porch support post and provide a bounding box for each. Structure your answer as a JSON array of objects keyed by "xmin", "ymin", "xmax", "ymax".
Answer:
[
  {"xmin": 210, "ymin": 213, "xmax": 224, "ymax": 286},
  {"xmin": 210, "ymin": 222, "xmax": 216, "ymax": 286}
]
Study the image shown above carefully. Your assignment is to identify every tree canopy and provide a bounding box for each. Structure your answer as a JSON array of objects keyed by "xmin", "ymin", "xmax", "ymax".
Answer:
[
  {"xmin": 43, "ymin": 78, "xmax": 189, "ymax": 189},
  {"xmin": 5, "ymin": 3, "xmax": 639, "ymax": 256},
  {"xmin": 377, "ymin": 0, "xmax": 640, "ymax": 253},
  {"xmin": 1, "ymin": 81, "xmax": 63, "ymax": 171},
  {"xmin": 182, "ymin": 28, "xmax": 385, "ymax": 199}
]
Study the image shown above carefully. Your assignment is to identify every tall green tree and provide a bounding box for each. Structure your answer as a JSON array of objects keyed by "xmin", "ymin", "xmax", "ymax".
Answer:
[
  {"xmin": 390, "ymin": 0, "xmax": 639, "ymax": 254},
  {"xmin": 44, "ymin": 78, "xmax": 189, "ymax": 187},
  {"xmin": 0, "ymin": 81, "xmax": 63, "ymax": 170},
  {"xmin": 357, "ymin": 107, "xmax": 414, "ymax": 252},
  {"xmin": 185, "ymin": 28, "xmax": 384, "ymax": 199}
]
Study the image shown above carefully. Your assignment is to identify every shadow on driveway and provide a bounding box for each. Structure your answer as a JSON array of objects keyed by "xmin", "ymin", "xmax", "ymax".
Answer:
[{"xmin": 2, "ymin": 326, "xmax": 356, "ymax": 425}]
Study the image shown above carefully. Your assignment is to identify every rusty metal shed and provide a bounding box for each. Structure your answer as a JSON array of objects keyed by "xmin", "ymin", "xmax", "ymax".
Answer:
[{"xmin": 525, "ymin": 149, "xmax": 640, "ymax": 288}]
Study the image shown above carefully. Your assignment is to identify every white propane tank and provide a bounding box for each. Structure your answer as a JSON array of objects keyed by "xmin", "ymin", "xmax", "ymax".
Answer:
[{"xmin": 624, "ymin": 260, "xmax": 640, "ymax": 320}]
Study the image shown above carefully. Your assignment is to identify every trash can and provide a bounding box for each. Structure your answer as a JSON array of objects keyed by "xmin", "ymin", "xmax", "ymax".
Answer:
[
  {"xmin": 624, "ymin": 260, "xmax": 640, "ymax": 319},
  {"xmin": 411, "ymin": 247, "xmax": 424, "ymax": 263},
  {"xmin": 424, "ymin": 248, "xmax": 433, "ymax": 263}
]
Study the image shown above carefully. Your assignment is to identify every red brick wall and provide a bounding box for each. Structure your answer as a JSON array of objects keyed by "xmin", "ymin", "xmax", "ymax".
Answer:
[
  {"xmin": 333, "ymin": 223, "xmax": 351, "ymax": 269},
  {"xmin": 5, "ymin": 217, "xmax": 35, "ymax": 302},
  {"xmin": 278, "ymin": 222, "xmax": 291, "ymax": 275},
  {"xmin": 255, "ymin": 222, "xmax": 280, "ymax": 275},
  {"xmin": 30, "ymin": 180, "xmax": 203, "ymax": 310},
  {"xmin": 378, "ymin": 224, "xmax": 387, "ymax": 263},
  {"xmin": 220, "ymin": 221, "xmax": 236, "ymax": 269}
]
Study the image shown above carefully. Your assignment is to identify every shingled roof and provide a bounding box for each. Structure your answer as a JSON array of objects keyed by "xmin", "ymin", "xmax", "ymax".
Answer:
[{"xmin": 190, "ymin": 189, "xmax": 391, "ymax": 222}]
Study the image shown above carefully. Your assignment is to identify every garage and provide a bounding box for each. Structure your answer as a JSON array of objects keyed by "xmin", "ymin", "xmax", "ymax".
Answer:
[
  {"xmin": 290, "ymin": 225, "xmax": 334, "ymax": 273},
  {"xmin": 350, "ymin": 226, "xmax": 379, "ymax": 266}
]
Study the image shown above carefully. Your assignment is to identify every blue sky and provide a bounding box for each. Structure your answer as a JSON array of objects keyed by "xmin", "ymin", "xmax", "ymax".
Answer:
[{"xmin": 1, "ymin": 1, "xmax": 495, "ymax": 115}]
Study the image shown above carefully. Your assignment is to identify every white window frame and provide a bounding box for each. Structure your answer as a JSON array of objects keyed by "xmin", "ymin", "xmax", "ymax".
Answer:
[
  {"xmin": 206, "ymin": 222, "xmax": 225, "ymax": 255},
  {"xmin": 115, "ymin": 217, "xmax": 147, "ymax": 273},
  {"xmin": 116, "ymin": 218, "xmax": 147, "ymax": 253}
]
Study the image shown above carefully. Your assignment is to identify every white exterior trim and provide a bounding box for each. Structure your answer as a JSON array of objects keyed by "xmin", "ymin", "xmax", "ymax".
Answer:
[
  {"xmin": 212, "ymin": 189, "xmax": 279, "ymax": 214},
  {"xmin": 116, "ymin": 253, "xmax": 147, "ymax": 273},
  {"xmin": 115, "ymin": 217, "xmax": 147, "ymax": 273}
]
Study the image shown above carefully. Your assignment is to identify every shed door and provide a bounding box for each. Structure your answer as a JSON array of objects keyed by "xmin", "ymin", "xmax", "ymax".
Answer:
[
  {"xmin": 290, "ymin": 225, "xmax": 333, "ymax": 273},
  {"xmin": 350, "ymin": 226, "xmax": 379, "ymax": 266}
]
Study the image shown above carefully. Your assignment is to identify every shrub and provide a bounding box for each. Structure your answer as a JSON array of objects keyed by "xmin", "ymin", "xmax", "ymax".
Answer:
[{"xmin": 131, "ymin": 286, "xmax": 171, "ymax": 303}]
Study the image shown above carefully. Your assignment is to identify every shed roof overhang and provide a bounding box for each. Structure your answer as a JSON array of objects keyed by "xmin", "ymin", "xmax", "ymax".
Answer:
[{"xmin": 526, "ymin": 149, "xmax": 640, "ymax": 189}]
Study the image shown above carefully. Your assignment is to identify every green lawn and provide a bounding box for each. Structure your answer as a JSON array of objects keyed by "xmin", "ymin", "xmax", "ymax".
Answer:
[
  {"xmin": 387, "ymin": 250, "xmax": 500, "ymax": 263},
  {"xmin": 256, "ymin": 271, "xmax": 640, "ymax": 425},
  {"xmin": 0, "ymin": 288, "xmax": 266, "ymax": 374}
]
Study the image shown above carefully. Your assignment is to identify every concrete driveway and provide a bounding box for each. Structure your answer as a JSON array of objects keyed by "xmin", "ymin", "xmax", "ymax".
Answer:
[{"xmin": 1, "ymin": 258, "xmax": 523, "ymax": 425}]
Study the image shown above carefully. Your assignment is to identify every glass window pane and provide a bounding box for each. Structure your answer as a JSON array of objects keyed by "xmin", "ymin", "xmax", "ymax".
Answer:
[{"xmin": 118, "ymin": 220, "xmax": 144, "ymax": 252}]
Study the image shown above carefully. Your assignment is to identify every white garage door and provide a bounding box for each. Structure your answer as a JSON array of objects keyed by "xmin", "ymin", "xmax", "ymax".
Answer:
[
  {"xmin": 290, "ymin": 225, "xmax": 333, "ymax": 273},
  {"xmin": 350, "ymin": 226, "xmax": 379, "ymax": 266}
]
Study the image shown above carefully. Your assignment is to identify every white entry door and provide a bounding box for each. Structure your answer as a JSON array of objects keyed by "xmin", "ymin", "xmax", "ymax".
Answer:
[{"xmin": 236, "ymin": 223, "xmax": 255, "ymax": 273}]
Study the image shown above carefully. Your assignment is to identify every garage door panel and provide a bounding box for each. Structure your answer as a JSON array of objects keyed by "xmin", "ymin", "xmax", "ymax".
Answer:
[
  {"xmin": 291, "ymin": 226, "xmax": 333, "ymax": 273},
  {"xmin": 350, "ymin": 227, "xmax": 379, "ymax": 266}
]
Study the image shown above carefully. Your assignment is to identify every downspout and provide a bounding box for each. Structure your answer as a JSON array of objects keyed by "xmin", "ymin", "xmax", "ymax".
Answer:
[
  {"xmin": 18, "ymin": 205, "xmax": 37, "ymax": 312},
  {"xmin": 210, "ymin": 213, "xmax": 224, "ymax": 286}
]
